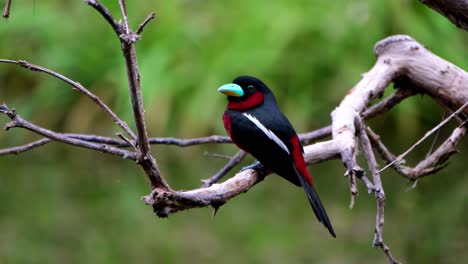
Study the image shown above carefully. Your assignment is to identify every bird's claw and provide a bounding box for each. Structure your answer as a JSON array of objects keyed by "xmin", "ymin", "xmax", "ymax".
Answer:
[
  {"xmin": 240, "ymin": 161, "xmax": 268, "ymax": 176},
  {"xmin": 240, "ymin": 160, "xmax": 262, "ymax": 172}
]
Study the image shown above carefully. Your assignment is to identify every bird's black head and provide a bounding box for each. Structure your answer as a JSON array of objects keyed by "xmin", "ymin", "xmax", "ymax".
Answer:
[{"xmin": 218, "ymin": 76, "xmax": 274, "ymax": 110}]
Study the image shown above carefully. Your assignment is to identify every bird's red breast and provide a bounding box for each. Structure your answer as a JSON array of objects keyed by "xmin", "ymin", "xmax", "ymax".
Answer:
[
  {"xmin": 223, "ymin": 112, "xmax": 233, "ymax": 138},
  {"xmin": 227, "ymin": 91, "xmax": 264, "ymax": 110}
]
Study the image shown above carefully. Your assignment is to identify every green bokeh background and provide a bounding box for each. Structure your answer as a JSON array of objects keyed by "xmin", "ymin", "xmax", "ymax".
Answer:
[{"xmin": 0, "ymin": 0, "xmax": 467, "ymax": 263}]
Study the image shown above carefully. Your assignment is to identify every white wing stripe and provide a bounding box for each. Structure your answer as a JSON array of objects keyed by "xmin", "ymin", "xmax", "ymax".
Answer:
[{"xmin": 242, "ymin": 113, "xmax": 290, "ymax": 154}]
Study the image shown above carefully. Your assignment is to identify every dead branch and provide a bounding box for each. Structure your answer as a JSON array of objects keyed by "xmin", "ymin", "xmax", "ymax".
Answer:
[
  {"xmin": 201, "ymin": 150, "xmax": 247, "ymax": 187},
  {"xmin": 2, "ymin": 0, "xmax": 11, "ymax": 19},
  {"xmin": 136, "ymin": 12, "xmax": 156, "ymax": 35},
  {"xmin": 379, "ymin": 101, "xmax": 468, "ymax": 173},
  {"xmin": 368, "ymin": 126, "xmax": 466, "ymax": 180},
  {"xmin": 143, "ymin": 139, "xmax": 346, "ymax": 216},
  {"xmin": 84, "ymin": 0, "xmax": 170, "ymax": 190},
  {"xmin": 0, "ymin": 104, "xmax": 136, "ymax": 159},
  {"xmin": 419, "ymin": 0, "xmax": 468, "ymax": 31},
  {"xmin": 356, "ymin": 117, "xmax": 399, "ymax": 263},
  {"xmin": 0, "ymin": 59, "xmax": 136, "ymax": 143},
  {"xmin": 0, "ymin": 138, "xmax": 50, "ymax": 155}
]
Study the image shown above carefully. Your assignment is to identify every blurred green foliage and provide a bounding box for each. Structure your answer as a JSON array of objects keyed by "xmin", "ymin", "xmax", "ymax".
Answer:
[{"xmin": 0, "ymin": 0, "xmax": 467, "ymax": 263}]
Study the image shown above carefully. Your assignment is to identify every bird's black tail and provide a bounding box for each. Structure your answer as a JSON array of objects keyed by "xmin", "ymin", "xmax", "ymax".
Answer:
[{"xmin": 295, "ymin": 168, "xmax": 336, "ymax": 237}]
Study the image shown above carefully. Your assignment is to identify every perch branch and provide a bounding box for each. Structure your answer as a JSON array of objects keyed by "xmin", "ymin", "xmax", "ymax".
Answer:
[{"xmin": 144, "ymin": 139, "xmax": 345, "ymax": 216}]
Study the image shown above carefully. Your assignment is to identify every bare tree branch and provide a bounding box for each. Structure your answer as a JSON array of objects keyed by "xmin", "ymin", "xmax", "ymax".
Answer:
[
  {"xmin": 379, "ymin": 101, "xmax": 468, "ymax": 173},
  {"xmin": 355, "ymin": 117, "xmax": 399, "ymax": 264},
  {"xmin": 368, "ymin": 126, "xmax": 466, "ymax": 180},
  {"xmin": 201, "ymin": 150, "xmax": 247, "ymax": 187},
  {"xmin": 0, "ymin": 134, "xmax": 231, "ymax": 156},
  {"xmin": 0, "ymin": 104, "xmax": 136, "ymax": 159},
  {"xmin": 0, "ymin": 138, "xmax": 50, "ymax": 156},
  {"xmin": 2, "ymin": 0, "xmax": 11, "ymax": 19},
  {"xmin": 419, "ymin": 0, "xmax": 468, "ymax": 31},
  {"xmin": 84, "ymin": 0, "xmax": 122, "ymax": 34},
  {"xmin": 136, "ymin": 12, "xmax": 156, "ymax": 35},
  {"xmin": 144, "ymin": 139, "xmax": 345, "ymax": 216},
  {"xmin": 0, "ymin": 59, "xmax": 137, "ymax": 143},
  {"xmin": 83, "ymin": 0, "xmax": 170, "ymax": 189},
  {"xmin": 361, "ymin": 87, "xmax": 416, "ymax": 119}
]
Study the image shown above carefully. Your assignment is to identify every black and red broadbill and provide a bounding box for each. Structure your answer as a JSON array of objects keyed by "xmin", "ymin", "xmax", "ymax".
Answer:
[{"xmin": 218, "ymin": 76, "xmax": 335, "ymax": 237}]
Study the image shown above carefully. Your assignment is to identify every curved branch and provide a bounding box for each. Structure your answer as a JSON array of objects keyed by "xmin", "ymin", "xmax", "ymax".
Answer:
[
  {"xmin": 419, "ymin": 0, "xmax": 468, "ymax": 31},
  {"xmin": 0, "ymin": 59, "xmax": 136, "ymax": 142},
  {"xmin": 2, "ymin": 0, "xmax": 11, "ymax": 19},
  {"xmin": 84, "ymin": 0, "xmax": 122, "ymax": 34},
  {"xmin": 0, "ymin": 105, "xmax": 136, "ymax": 160}
]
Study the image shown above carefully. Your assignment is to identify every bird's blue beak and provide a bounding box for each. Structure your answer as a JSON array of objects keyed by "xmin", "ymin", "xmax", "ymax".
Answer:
[{"xmin": 218, "ymin": 83, "xmax": 244, "ymax": 97}]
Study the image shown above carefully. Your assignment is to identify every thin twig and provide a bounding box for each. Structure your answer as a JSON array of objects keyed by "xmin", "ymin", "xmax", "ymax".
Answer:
[
  {"xmin": 136, "ymin": 12, "xmax": 155, "ymax": 35},
  {"xmin": 0, "ymin": 105, "xmax": 136, "ymax": 160},
  {"xmin": 348, "ymin": 169, "xmax": 358, "ymax": 209},
  {"xmin": 3, "ymin": 0, "xmax": 11, "ymax": 18},
  {"xmin": 0, "ymin": 134, "xmax": 232, "ymax": 156},
  {"xmin": 379, "ymin": 101, "xmax": 468, "ymax": 173},
  {"xmin": 362, "ymin": 88, "xmax": 416, "ymax": 119},
  {"xmin": 116, "ymin": 132, "xmax": 134, "ymax": 147},
  {"xmin": 201, "ymin": 150, "xmax": 247, "ymax": 187},
  {"xmin": 0, "ymin": 138, "xmax": 50, "ymax": 155},
  {"xmin": 0, "ymin": 59, "xmax": 137, "ymax": 143},
  {"xmin": 355, "ymin": 117, "xmax": 400, "ymax": 264},
  {"xmin": 118, "ymin": 0, "xmax": 130, "ymax": 34},
  {"xmin": 426, "ymin": 112, "xmax": 447, "ymax": 157},
  {"xmin": 368, "ymin": 124, "xmax": 465, "ymax": 181},
  {"xmin": 84, "ymin": 0, "xmax": 122, "ymax": 34},
  {"xmin": 203, "ymin": 152, "xmax": 234, "ymax": 160},
  {"xmin": 149, "ymin": 135, "xmax": 231, "ymax": 146}
]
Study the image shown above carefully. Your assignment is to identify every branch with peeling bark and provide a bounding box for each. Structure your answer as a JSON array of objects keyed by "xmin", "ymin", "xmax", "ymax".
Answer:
[{"xmin": 142, "ymin": 35, "xmax": 466, "ymax": 264}]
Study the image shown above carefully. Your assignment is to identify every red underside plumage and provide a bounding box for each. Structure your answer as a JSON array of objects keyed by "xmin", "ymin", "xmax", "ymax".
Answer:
[{"xmin": 227, "ymin": 91, "xmax": 264, "ymax": 110}]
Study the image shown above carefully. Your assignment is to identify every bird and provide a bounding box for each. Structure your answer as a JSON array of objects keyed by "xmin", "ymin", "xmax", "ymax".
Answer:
[{"xmin": 218, "ymin": 75, "xmax": 335, "ymax": 237}]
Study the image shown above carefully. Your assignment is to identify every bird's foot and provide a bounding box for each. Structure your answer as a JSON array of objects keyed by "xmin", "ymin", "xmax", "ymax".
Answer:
[{"xmin": 240, "ymin": 161, "xmax": 268, "ymax": 176}]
